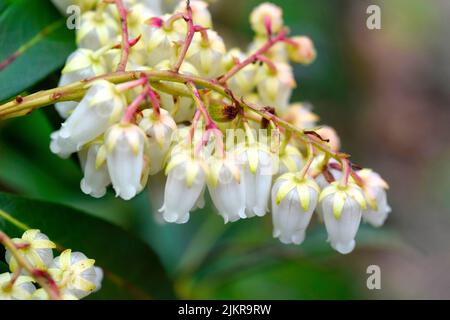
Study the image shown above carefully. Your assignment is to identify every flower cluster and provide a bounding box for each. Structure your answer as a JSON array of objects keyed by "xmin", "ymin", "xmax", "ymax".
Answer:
[
  {"xmin": 0, "ymin": 229, "xmax": 102, "ymax": 300},
  {"xmin": 47, "ymin": 0, "xmax": 391, "ymax": 254}
]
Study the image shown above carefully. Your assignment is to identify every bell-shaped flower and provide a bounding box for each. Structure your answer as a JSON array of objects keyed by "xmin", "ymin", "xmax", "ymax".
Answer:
[
  {"xmin": 319, "ymin": 182, "xmax": 367, "ymax": 254},
  {"xmin": 256, "ymin": 62, "xmax": 296, "ymax": 115},
  {"xmin": 250, "ymin": 2, "xmax": 283, "ymax": 35},
  {"xmin": 5, "ymin": 229, "xmax": 56, "ymax": 272},
  {"xmin": 358, "ymin": 169, "xmax": 391, "ymax": 227},
  {"xmin": 55, "ymin": 48, "xmax": 107, "ymax": 119},
  {"xmin": 186, "ymin": 30, "xmax": 226, "ymax": 78},
  {"xmin": 50, "ymin": 80, "xmax": 126, "ymax": 158},
  {"xmin": 140, "ymin": 14, "xmax": 185, "ymax": 66},
  {"xmin": 276, "ymin": 144, "xmax": 304, "ymax": 176},
  {"xmin": 175, "ymin": 0, "xmax": 213, "ymax": 28},
  {"xmin": 48, "ymin": 249, "xmax": 101, "ymax": 299},
  {"xmin": 160, "ymin": 146, "xmax": 206, "ymax": 224},
  {"xmin": 316, "ymin": 126, "xmax": 341, "ymax": 152},
  {"xmin": 207, "ymin": 153, "xmax": 246, "ymax": 223},
  {"xmin": 236, "ymin": 140, "xmax": 274, "ymax": 218},
  {"xmin": 155, "ymin": 60, "xmax": 199, "ymax": 122},
  {"xmin": 101, "ymin": 123, "xmax": 148, "ymax": 200},
  {"xmin": 287, "ymin": 36, "xmax": 316, "ymax": 65},
  {"xmin": 0, "ymin": 273, "xmax": 35, "ymax": 300},
  {"xmin": 271, "ymin": 173, "xmax": 320, "ymax": 244},
  {"xmin": 222, "ymin": 48, "xmax": 258, "ymax": 96},
  {"xmin": 284, "ymin": 102, "xmax": 319, "ymax": 130},
  {"xmin": 80, "ymin": 141, "xmax": 111, "ymax": 198},
  {"xmin": 138, "ymin": 108, "xmax": 177, "ymax": 175},
  {"xmin": 76, "ymin": 10, "xmax": 119, "ymax": 50}
]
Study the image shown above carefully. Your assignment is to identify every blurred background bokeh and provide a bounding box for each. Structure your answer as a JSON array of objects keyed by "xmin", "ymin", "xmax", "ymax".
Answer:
[{"xmin": 1, "ymin": 0, "xmax": 449, "ymax": 299}]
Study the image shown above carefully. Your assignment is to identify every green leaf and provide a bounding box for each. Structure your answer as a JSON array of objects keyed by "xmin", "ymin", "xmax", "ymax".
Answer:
[
  {"xmin": 0, "ymin": 261, "xmax": 8, "ymax": 273},
  {"xmin": 0, "ymin": 192, "xmax": 175, "ymax": 299},
  {"xmin": 0, "ymin": 0, "xmax": 75, "ymax": 102}
]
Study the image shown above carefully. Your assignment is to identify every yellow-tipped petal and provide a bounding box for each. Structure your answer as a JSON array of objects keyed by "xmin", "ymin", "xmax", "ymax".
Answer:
[
  {"xmin": 247, "ymin": 147, "xmax": 259, "ymax": 174},
  {"xmin": 22, "ymin": 229, "xmax": 40, "ymax": 241},
  {"xmin": 185, "ymin": 161, "xmax": 200, "ymax": 188},
  {"xmin": 95, "ymin": 145, "xmax": 107, "ymax": 169},
  {"xmin": 297, "ymin": 185, "xmax": 310, "ymax": 211},
  {"xmin": 275, "ymin": 180, "xmax": 296, "ymax": 205},
  {"xmin": 71, "ymin": 259, "xmax": 96, "ymax": 273},
  {"xmin": 333, "ymin": 191, "xmax": 346, "ymax": 219},
  {"xmin": 32, "ymin": 239, "xmax": 56, "ymax": 249},
  {"xmin": 59, "ymin": 249, "xmax": 72, "ymax": 270}
]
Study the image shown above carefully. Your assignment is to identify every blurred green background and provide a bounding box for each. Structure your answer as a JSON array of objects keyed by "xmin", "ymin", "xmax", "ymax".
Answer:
[{"xmin": 1, "ymin": 0, "xmax": 449, "ymax": 299}]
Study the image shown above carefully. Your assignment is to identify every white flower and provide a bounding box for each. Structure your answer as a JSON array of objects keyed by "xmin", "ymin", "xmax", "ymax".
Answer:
[
  {"xmin": 50, "ymin": 0, "xmax": 98, "ymax": 15},
  {"xmin": 276, "ymin": 144, "xmax": 304, "ymax": 176},
  {"xmin": 284, "ymin": 102, "xmax": 319, "ymax": 130},
  {"xmin": 271, "ymin": 173, "xmax": 320, "ymax": 244},
  {"xmin": 155, "ymin": 60, "xmax": 199, "ymax": 122},
  {"xmin": 175, "ymin": 0, "xmax": 212, "ymax": 28},
  {"xmin": 250, "ymin": 2, "xmax": 283, "ymax": 35},
  {"xmin": 222, "ymin": 49, "xmax": 258, "ymax": 96},
  {"xmin": 161, "ymin": 146, "xmax": 206, "ymax": 224},
  {"xmin": 55, "ymin": 48, "xmax": 107, "ymax": 119},
  {"xmin": 248, "ymin": 35, "xmax": 288, "ymax": 62},
  {"xmin": 319, "ymin": 182, "xmax": 367, "ymax": 254},
  {"xmin": 256, "ymin": 62, "xmax": 296, "ymax": 115},
  {"xmin": 80, "ymin": 141, "xmax": 111, "ymax": 198},
  {"xmin": 50, "ymin": 80, "xmax": 126, "ymax": 157},
  {"xmin": 48, "ymin": 249, "xmax": 100, "ymax": 299},
  {"xmin": 32, "ymin": 288, "xmax": 78, "ymax": 300},
  {"xmin": 5, "ymin": 229, "xmax": 56, "ymax": 271},
  {"xmin": 76, "ymin": 10, "xmax": 119, "ymax": 50},
  {"xmin": 287, "ymin": 36, "xmax": 316, "ymax": 65},
  {"xmin": 237, "ymin": 142, "xmax": 274, "ymax": 218},
  {"xmin": 140, "ymin": 14, "xmax": 185, "ymax": 66},
  {"xmin": 186, "ymin": 30, "xmax": 226, "ymax": 78},
  {"xmin": 207, "ymin": 154, "xmax": 246, "ymax": 223},
  {"xmin": 0, "ymin": 273, "xmax": 35, "ymax": 300},
  {"xmin": 359, "ymin": 169, "xmax": 391, "ymax": 227},
  {"xmin": 101, "ymin": 123, "xmax": 148, "ymax": 200},
  {"xmin": 138, "ymin": 108, "xmax": 177, "ymax": 175}
]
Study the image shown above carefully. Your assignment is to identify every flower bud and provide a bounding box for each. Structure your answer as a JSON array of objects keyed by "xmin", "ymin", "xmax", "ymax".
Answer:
[
  {"xmin": 319, "ymin": 182, "xmax": 367, "ymax": 254},
  {"xmin": 283, "ymin": 102, "xmax": 319, "ymax": 130},
  {"xmin": 287, "ymin": 36, "xmax": 316, "ymax": 65},
  {"xmin": 102, "ymin": 123, "xmax": 148, "ymax": 200},
  {"xmin": 175, "ymin": 0, "xmax": 212, "ymax": 28},
  {"xmin": 186, "ymin": 30, "xmax": 226, "ymax": 78},
  {"xmin": 272, "ymin": 173, "xmax": 320, "ymax": 244},
  {"xmin": 55, "ymin": 48, "xmax": 107, "ymax": 119},
  {"xmin": 50, "ymin": 80, "xmax": 126, "ymax": 157},
  {"xmin": 358, "ymin": 169, "xmax": 391, "ymax": 227},
  {"xmin": 207, "ymin": 94, "xmax": 239, "ymax": 123},
  {"xmin": 222, "ymin": 49, "xmax": 258, "ymax": 96},
  {"xmin": 250, "ymin": 2, "xmax": 283, "ymax": 35},
  {"xmin": 316, "ymin": 126, "xmax": 341, "ymax": 152},
  {"xmin": 236, "ymin": 142, "xmax": 274, "ymax": 218},
  {"xmin": 161, "ymin": 146, "xmax": 206, "ymax": 224},
  {"xmin": 48, "ymin": 249, "xmax": 101, "ymax": 299},
  {"xmin": 76, "ymin": 10, "xmax": 119, "ymax": 50},
  {"xmin": 0, "ymin": 273, "xmax": 35, "ymax": 300},
  {"xmin": 5, "ymin": 229, "xmax": 56, "ymax": 272},
  {"xmin": 207, "ymin": 154, "xmax": 246, "ymax": 223},
  {"xmin": 80, "ymin": 142, "xmax": 111, "ymax": 198},
  {"xmin": 138, "ymin": 108, "xmax": 177, "ymax": 175},
  {"xmin": 248, "ymin": 36, "xmax": 288, "ymax": 62},
  {"xmin": 276, "ymin": 144, "xmax": 304, "ymax": 176},
  {"xmin": 256, "ymin": 62, "xmax": 296, "ymax": 116}
]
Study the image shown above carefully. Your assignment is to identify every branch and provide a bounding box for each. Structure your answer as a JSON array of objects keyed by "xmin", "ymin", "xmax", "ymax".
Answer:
[
  {"xmin": 115, "ymin": 0, "xmax": 130, "ymax": 72},
  {"xmin": 173, "ymin": 0, "xmax": 195, "ymax": 72}
]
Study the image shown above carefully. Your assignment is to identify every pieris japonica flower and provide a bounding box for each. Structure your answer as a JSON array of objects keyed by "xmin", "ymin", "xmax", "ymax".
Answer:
[
  {"xmin": 138, "ymin": 108, "xmax": 177, "ymax": 175},
  {"xmin": 101, "ymin": 123, "xmax": 148, "ymax": 200},
  {"xmin": 55, "ymin": 48, "xmax": 108, "ymax": 119},
  {"xmin": 256, "ymin": 62, "xmax": 296, "ymax": 115},
  {"xmin": 0, "ymin": 273, "xmax": 35, "ymax": 300},
  {"xmin": 316, "ymin": 126, "xmax": 341, "ymax": 152},
  {"xmin": 50, "ymin": 80, "xmax": 126, "ymax": 157},
  {"xmin": 32, "ymin": 288, "xmax": 77, "ymax": 300},
  {"xmin": 80, "ymin": 141, "xmax": 111, "ymax": 198},
  {"xmin": 359, "ymin": 169, "xmax": 391, "ymax": 227},
  {"xmin": 161, "ymin": 146, "xmax": 206, "ymax": 224},
  {"xmin": 155, "ymin": 60, "xmax": 199, "ymax": 122},
  {"xmin": 236, "ymin": 137, "xmax": 274, "ymax": 218},
  {"xmin": 222, "ymin": 49, "xmax": 258, "ymax": 96},
  {"xmin": 276, "ymin": 144, "xmax": 305, "ymax": 175},
  {"xmin": 207, "ymin": 154, "xmax": 246, "ymax": 223},
  {"xmin": 272, "ymin": 173, "xmax": 320, "ymax": 244},
  {"xmin": 250, "ymin": 2, "xmax": 284, "ymax": 35},
  {"xmin": 319, "ymin": 182, "xmax": 367, "ymax": 254},
  {"xmin": 48, "ymin": 249, "xmax": 101, "ymax": 299},
  {"xmin": 175, "ymin": 0, "xmax": 213, "ymax": 28},
  {"xmin": 287, "ymin": 36, "xmax": 317, "ymax": 65},
  {"xmin": 76, "ymin": 10, "xmax": 120, "ymax": 50},
  {"xmin": 186, "ymin": 30, "xmax": 226, "ymax": 78},
  {"xmin": 248, "ymin": 36, "xmax": 288, "ymax": 62},
  {"xmin": 5, "ymin": 230, "xmax": 56, "ymax": 271},
  {"xmin": 141, "ymin": 14, "xmax": 185, "ymax": 66},
  {"xmin": 284, "ymin": 103, "xmax": 319, "ymax": 130}
]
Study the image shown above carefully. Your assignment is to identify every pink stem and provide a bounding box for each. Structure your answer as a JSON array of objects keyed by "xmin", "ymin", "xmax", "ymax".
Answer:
[
  {"xmin": 256, "ymin": 54, "xmax": 278, "ymax": 73},
  {"xmin": 173, "ymin": 1, "xmax": 195, "ymax": 73},
  {"xmin": 147, "ymin": 84, "xmax": 161, "ymax": 116},
  {"xmin": 218, "ymin": 29, "xmax": 288, "ymax": 83},
  {"xmin": 340, "ymin": 159, "xmax": 351, "ymax": 186},
  {"xmin": 115, "ymin": 0, "xmax": 130, "ymax": 72}
]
